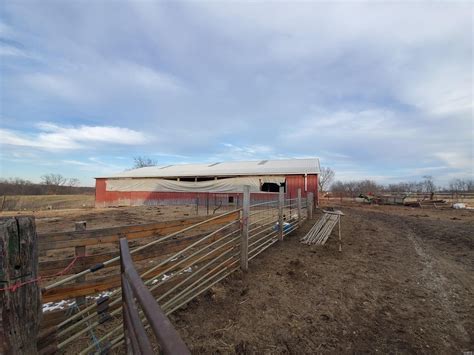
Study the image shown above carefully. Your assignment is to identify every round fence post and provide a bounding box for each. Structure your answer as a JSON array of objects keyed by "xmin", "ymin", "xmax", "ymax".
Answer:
[
  {"xmin": 278, "ymin": 186, "xmax": 284, "ymax": 240},
  {"xmin": 0, "ymin": 216, "xmax": 41, "ymax": 354},
  {"xmin": 308, "ymin": 192, "xmax": 314, "ymax": 219},
  {"xmin": 297, "ymin": 188, "xmax": 302, "ymax": 225},
  {"xmin": 240, "ymin": 185, "xmax": 250, "ymax": 272}
]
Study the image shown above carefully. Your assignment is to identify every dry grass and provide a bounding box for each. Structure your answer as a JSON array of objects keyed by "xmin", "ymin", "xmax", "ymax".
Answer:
[{"xmin": 0, "ymin": 194, "xmax": 95, "ymax": 211}]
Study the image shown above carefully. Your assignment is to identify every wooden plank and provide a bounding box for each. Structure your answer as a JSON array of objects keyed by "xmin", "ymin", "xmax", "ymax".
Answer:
[
  {"xmin": 38, "ymin": 212, "xmax": 239, "ymax": 251},
  {"xmin": 39, "ymin": 227, "xmax": 234, "ymax": 276},
  {"xmin": 0, "ymin": 216, "xmax": 41, "ymax": 354},
  {"xmin": 38, "ymin": 215, "xmax": 208, "ymax": 242},
  {"xmin": 41, "ymin": 243, "xmax": 237, "ymax": 303},
  {"xmin": 38, "ymin": 213, "xmax": 236, "ymax": 243}
]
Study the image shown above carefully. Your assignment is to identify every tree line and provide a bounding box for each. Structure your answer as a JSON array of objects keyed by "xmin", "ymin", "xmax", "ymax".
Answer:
[
  {"xmin": 329, "ymin": 176, "xmax": 474, "ymax": 197},
  {"xmin": 0, "ymin": 174, "xmax": 94, "ymax": 195},
  {"xmin": 318, "ymin": 167, "xmax": 474, "ymax": 195}
]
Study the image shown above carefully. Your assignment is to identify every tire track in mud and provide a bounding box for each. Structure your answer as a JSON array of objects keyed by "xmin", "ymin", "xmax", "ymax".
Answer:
[
  {"xmin": 172, "ymin": 207, "xmax": 473, "ymax": 353},
  {"xmin": 351, "ymin": 208, "xmax": 472, "ymax": 348},
  {"xmin": 404, "ymin": 227, "xmax": 470, "ymax": 344}
]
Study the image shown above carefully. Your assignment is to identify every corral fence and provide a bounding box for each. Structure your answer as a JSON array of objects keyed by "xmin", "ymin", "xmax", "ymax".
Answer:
[
  {"xmin": 101, "ymin": 191, "xmax": 305, "ymax": 216},
  {"xmin": 0, "ymin": 187, "xmax": 313, "ymax": 354}
]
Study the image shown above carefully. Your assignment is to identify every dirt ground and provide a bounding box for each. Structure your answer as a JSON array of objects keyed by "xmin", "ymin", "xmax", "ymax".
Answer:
[
  {"xmin": 3, "ymin": 203, "xmax": 472, "ymax": 353},
  {"xmin": 169, "ymin": 203, "xmax": 473, "ymax": 354}
]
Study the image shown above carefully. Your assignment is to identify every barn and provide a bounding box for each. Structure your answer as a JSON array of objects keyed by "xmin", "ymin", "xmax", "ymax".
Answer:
[{"xmin": 95, "ymin": 158, "xmax": 320, "ymax": 208}]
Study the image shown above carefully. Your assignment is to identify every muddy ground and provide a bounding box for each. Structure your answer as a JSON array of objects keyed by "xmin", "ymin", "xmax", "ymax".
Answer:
[
  {"xmin": 3, "ymin": 203, "xmax": 472, "ymax": 353},
  {"xmin": 170, "ymin": 204, "xmax": 473, "ymax": 354}
]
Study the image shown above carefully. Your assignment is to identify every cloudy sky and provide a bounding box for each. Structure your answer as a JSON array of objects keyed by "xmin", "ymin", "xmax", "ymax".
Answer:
[{"xmin": 0, "ymin": 1, "xmax": 472, "ymax": 186}]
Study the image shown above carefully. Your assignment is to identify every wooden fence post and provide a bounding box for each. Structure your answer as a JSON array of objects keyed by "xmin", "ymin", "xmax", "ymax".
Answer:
[
  {"xmin": 240, "ymin": 185, "xmax": 250, "ymax": 272},
  {"xmin": 74, "ymin": 221, "xmax": 86, "ymax": 306},
  {"xmin": 0, "ymin": 216, "xmax": 41, "ymax": 354},
  {"xmin": 338, "ymin": 216, "xmax": 342, "ymax": 252},
  {"xmin": 308, "ymin": 192, "xmax": 314, "ymax": 220},
  {"xmin": 297, "ymin": 188, "xmax": 302, "ymax": 225},
  {"xmin": 278, "ymin": 186, "xmax": 284, "ymax": 241}
]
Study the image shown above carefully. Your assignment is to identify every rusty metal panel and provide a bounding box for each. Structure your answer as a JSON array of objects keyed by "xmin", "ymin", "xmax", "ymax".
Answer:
[{"xmin": 119, "ymin": 238, "xmax": 190, "ymax": 355}]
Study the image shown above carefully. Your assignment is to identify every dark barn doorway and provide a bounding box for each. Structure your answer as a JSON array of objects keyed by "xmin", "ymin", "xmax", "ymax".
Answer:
[{"xmin": 261, "ymin": 182, "xmax": 280, "ymax": 192}]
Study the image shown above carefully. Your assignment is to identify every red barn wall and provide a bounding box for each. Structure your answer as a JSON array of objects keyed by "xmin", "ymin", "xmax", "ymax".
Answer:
[
  {"xmin": 95, "ymin": 174, "xmax": 318, "ymax": 207},
  {"xmin": 285, "ymin": 174, "xmax": 318, "ymax": 206}
]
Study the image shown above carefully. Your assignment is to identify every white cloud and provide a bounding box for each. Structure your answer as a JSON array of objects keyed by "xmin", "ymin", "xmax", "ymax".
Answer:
[
  {"xmin": 213, "ymin": 143, "xmax": 275, "ymax": 161},
  {"xmin": 0, "ymin": 44, "xmax": 31, "ymax": 58},
  {"xmin": 286, "ymin": 108, "xmax": 416, "ymax": 141},
  {"xmin": 23, "ymin": 61, "xmax": 187, "ymax": 104},
  {"xmin": 27, "ymin": 73, "xmax": 83, "ymax": 101},
  {"xmin": 61, "ymin": 157, "xmax": 128, "ymax": 174},
  {"xmin": 434, "ymin": 152, "xmax": 473, "ymax": 171},
  {"xmin": 0, "ymin": 21, "xmax": 15, "ymax": 38},
  {"xmin": 0, "ymin": 122, "xmax": 148, "ymax": 151}
]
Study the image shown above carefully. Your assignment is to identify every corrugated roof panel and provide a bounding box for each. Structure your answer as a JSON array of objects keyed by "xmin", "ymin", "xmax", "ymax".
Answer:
[{"xmin": 97, "ymin": 158, "xmax": 320, "ymax": 179}]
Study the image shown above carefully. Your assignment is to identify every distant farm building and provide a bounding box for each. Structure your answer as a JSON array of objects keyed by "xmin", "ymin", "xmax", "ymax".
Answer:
[{"xmin": 95, "ymin": 158, "xmax": 320, "ymax": 207}]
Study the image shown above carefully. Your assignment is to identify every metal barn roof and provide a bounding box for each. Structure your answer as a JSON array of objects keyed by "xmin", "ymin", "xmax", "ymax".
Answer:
[{"xmin": 98, "ymin": 158, "xmax": 320, "ymax": 179}]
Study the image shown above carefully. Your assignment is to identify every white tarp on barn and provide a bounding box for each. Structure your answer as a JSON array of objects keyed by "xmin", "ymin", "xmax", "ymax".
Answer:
[{"xmin": 106, "ymin": 176, "xmax": 286, "ymax": 193}]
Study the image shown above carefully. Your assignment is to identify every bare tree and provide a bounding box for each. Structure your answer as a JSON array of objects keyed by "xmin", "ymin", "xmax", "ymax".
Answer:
[
  {"xmin": 467, "ymin": 179, "xmax": 474, "ymax": 192},
  {"xmin": 133, "ymin": 156, "xmax": 157, "ymax": 169},
  {"xmin": 449, "ymin": 178, "xmax": 465, "ymax": 192},
  {"xmin": 330, "ymin": 181, "xmax": 345, "ymax": 195},
  {"xmin": 67, "ymin": 178, "xmax": 81, "ymax": 187},
  {"xmin": 448, "ymin": 178, "xmax": 474, "ymax": 192},
  {"xmin": 422, "ymin": 175, "xmax": 436, "ymax": 195},
  {"xmin": 41, "ymin": 173, "xmax": 67, "ymax": 186},
  {"xmin": 355, "ymin": 180, "xmax": 382, "ymax": 194},
  {"xmin": 318, "ymin": 167, "xmax": 335, "ymax": 192},
  {"xmin": 0, "ymin": 176, "xmax": 93, "ymax": 196}
]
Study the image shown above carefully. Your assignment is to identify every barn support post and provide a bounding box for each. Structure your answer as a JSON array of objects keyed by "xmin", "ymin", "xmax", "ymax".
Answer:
[
  {"xmin": 297, "ymin": 188, "xmax": 302, "ymax": 225},
  {"xmin": 278, "ymin": 186, "xmax": 284, "ymax": 241},
  {"xmin": 74, "ymin": 221, "xmax": 87, "ymax": 306},
  {"xmin": 0, "ymin": 216, "xmax": 41, "ymax": 354},
  {"xmin": 240, "ymin": 185, "xmax": 250, "ymax": 272},
  {"xmin": 308, "ymin": 192, "xmax": 314, "ymax": 219}
]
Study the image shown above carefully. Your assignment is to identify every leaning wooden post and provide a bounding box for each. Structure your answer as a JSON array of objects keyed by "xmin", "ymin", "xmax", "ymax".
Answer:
[
  {"xmin": 74, "ymin": 221, "xmax": 86, "ymax": 306},
  {"xmin": 278, "ymin": 186, "xmax": 284, "ymax": 241},
  {"xmin": 307, "ymin": 192, "xmax": 314, "ymax": 220},
  {"xmin": 0, "ymin": 216, "xmax": 41, "ymax": 354},
  {"xmin": 297, "ymin": 188, "xmax": 302, "ymax": 225},
  {"xmin": 240, "ymin": 185, "xmax": 250, "ymax": 272}
]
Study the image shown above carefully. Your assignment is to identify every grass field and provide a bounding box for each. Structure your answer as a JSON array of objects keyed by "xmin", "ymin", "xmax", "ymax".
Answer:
[{"xmin": 0, "ymin": 194, "xmax": 95, "ymax": 211}]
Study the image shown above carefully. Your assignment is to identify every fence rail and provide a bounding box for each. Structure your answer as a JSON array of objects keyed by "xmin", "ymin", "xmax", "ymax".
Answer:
[{"xmin": 120, "ymin": 237, "xmax": 190, "ymax": 355}]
